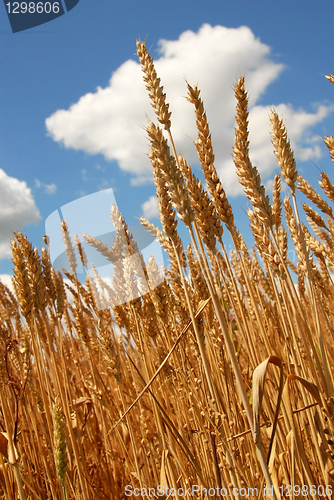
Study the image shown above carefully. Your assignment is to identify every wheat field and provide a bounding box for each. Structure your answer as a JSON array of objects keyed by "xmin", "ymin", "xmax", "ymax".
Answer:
[{"xmin": 0, "ymin": 42, "xmax": 334, "ymax": 499}]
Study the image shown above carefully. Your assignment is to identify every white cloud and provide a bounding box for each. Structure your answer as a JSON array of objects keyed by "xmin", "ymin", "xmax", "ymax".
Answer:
[
  {"xmin": 35, "ymin": 178, "xmax": 57, "ymax": 194},
  {"xmin": 0, "ymin": 169, "xmax": 41, "ymax": 259},
  {"xmin": 141, "ymin": 195, "xmax": 159, "ymax": 219},
  {"xmin": 0, "ymin": 274, "xmax": 14, "ymax": 293},
  {"xmin": 130, "ymin": 174, "xmax": 153, "ymax": 186},
  {"xmin": 45, "ymin": 183, "xmax": 57, "ymax": 194},
  {"xmin": 45, "ymin": 24, "xmax": 333, "ymax": 196},
  {"xmin": 222, "ymin": 102, "xmax": 333, "ymax": 196}
]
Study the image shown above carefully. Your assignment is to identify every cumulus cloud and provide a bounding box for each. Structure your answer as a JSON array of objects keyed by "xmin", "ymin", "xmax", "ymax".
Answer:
[
  {"xmin": 222, "ymin": 102, "xmax": 333, "ymax": 196},
  {"xmin": 46, "ymin": 23, "xmax": 332, "ymax": 196},
  {"xmin": 0, "ymin": 274, "xmax": 14, "ymax": 292},
  {"xmin": 141, "ymin": 195, "xmax": 159, "ymax": 219},
  {"xmin": 0, "ymin": 169, "xmax": 41, "ymax": 259}
]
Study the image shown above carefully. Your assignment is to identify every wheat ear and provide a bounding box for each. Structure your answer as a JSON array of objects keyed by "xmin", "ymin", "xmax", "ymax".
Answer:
[
  {"xmin": 233, "ymin": 77, "xmax": 272, "ymax": 226},
  {"xmin": 11, "ymin": 239, "xmax": 33, "ymax": 320},
  {"xmin": 270, "ymin": 110, "xmax": 298, "ymax": 194},
  {"xmin": 61, "ymin": 220, "xmax": 77, "ymax": 273},
  {"xmin": 187, "ymin": 83, "xmax": 234, "ymax": 229},
  {"xmin": 302, "ymin": 203, "xmax": 328, "ymax": 230},
  {"xmin": 147, "ymin": 121, "xmax": 194, "ymax": 227},
  {"xmin": 319, "ymin": 172, "xmax": 334, "ymax": 202},
  {"xmin": 297, "ymin": 175, "xmax": 334, "ymax": 219},
  {"xmin": 53, "ymin": 397, "xmax": 68, "ymax": 493},
  {"xmin": 41, "ymin": 247, "xmax": 57, "ymax": 305},
  {"xmin": 136, "ymin": 40, "xmax": 171, "ymax": 130},
  {"xmin": 179, "ymin": 155, "xmax": 222, "ymax": 250},
  {"xmin": 324, "ymin": 74, "xmax": 334, "ymax": 84},
  {"xmin": 272, "ymin": 174, "xmax": 282, "ymax": 231}
]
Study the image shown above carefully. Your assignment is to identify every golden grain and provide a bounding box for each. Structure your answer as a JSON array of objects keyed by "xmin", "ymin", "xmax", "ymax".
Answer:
[{"xmin": 0, "ymin": 43, "xmax": 333, "ymax": 500}]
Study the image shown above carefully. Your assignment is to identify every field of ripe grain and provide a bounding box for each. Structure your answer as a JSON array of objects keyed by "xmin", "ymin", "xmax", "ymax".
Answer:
[{"xmin": 0, "ymin": 43, "xmax": 334, "ymax": 499}]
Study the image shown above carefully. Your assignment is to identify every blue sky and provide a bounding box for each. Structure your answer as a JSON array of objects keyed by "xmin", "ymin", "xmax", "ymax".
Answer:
[{"xmin": 1, "ymin": 0, "xmax": 334, "ymax": 283}]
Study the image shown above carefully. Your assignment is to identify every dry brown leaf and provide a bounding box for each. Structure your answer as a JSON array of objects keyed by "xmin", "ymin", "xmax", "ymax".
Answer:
[
  {"xmin": 252, "ymin": 355, "xmax": 282, "ymax": 446},
  {"xmin": 287, "ymin": 374, "xmax": 322, "ymax": 406}
]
